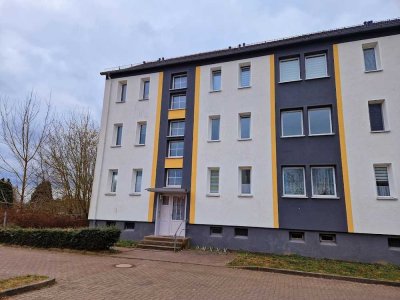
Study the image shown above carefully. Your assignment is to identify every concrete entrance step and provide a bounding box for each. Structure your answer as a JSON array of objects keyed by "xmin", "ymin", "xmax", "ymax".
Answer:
[{"xmin": 137, "ymin": 235, "xmax": 190, "ymax": 251}]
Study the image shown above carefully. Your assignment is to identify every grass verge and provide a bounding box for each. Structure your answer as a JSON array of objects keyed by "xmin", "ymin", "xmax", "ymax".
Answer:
[
  {"xmin": 0, "ymin": 275, "xmax": 49, "ymax": 292},
  {"xmin": 228, "ymin": 253, "xmax": 400, "ymax": 282},
  {"xmin": 114, "ymin": 240, "xmax": 138, "ymax": 248}
]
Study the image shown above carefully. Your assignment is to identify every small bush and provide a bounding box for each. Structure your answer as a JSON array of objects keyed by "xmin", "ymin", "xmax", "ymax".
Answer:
[{"xmin": 0, "ymin": 227, "xmax": 120, "ymax": 251}]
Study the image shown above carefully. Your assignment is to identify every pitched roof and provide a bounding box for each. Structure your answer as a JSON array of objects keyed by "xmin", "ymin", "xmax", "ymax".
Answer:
[{"xmin": 101, "ymin": 18, "xmax": 400, "ymax": 76}]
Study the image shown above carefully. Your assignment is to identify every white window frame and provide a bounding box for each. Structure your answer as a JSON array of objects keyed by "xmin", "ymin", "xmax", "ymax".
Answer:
[
  {"xmin": 113, "ymin": 124, "xmax": 123, "ymax": 146},
  {"xmin": 136, "ymin": 122, "xmax": 147, "ymax": 145},
  {"xmin": 172, "ymin": 74, "xmax": 187, "ymax": 90},
  {"xmin": 131, "ymin": 169, "xmax": 143, "ymax": 194},
  {"xmin": 362, "ymin": 42, "xmax": 382, "ymax": 72},
  {"xmin": 166, "ymin": 169, "xmax": 183, "ymax": 188},
  {"xmin": 373, "ymin": 164, "xmax": 396, "ymax": 199},
  {"xmin": 210, "ymin": 68, "xmax": 222, "ymax": 92},
  {"xmin": 281, "ymin": 110, "xmax": 304, "ymax": 137},
  {"xmin": 169, "ymin": 120, "xmax": 185, "ymax": 137},
  {"xmin": 239, "ymin": 167, "xmax": 252, "ymax": 196},
  {"xmin": 238, "ymin": 63, "xmax": 251, "ymax": 88},
  {"xmin": 305, "ymin": 53, "xmax": 328, "ymax": 80},
  {"xmin": 368, "ymin": 99, "xmax": 389, "ymax": 132},
  {"xmin": 168, "ymin": 140, "xmax": 184, "ymax": 158},
  {"xmin": 140, "ymin": 78, "xmax": 150, "ymax": 100},
  {"xmin": 311, "ymin": 166, "xmax": 337, "ymax": 198},
  {"xmin": 170, "ymin": 94, "xmax": 186, "ymax": 110},
  {"xmin": 118, "ymin": 81, "xmax": 127, "ymax": 103},
  {"xmin": 279, "ymin": 57, "xmax": 301, "ymax": 83},
  {"xmin": 110, "ymin": 170, "xmax": 118, "ymax": 193},
  {"xmin": 308, "ymin": 107, "xmax": 333, "ymax": 136},
  {"xmin": 208, "ymin": 115, "xmax": 221, "ymax": 142},
  {"xmin": 282, "ymin": 167, "xmax": 306, "ymax": 197},
  {"xmin": 238, "ymin": 113, "xmax": 251, "ymax": 140},
  {"xmin": 208, "ymin": 168, "xmax": 220, "ymax": 195}
]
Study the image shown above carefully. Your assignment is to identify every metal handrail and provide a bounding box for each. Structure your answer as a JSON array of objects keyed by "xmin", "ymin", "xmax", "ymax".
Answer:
[{"xmin": 173, "ymin": 219, "xmax": 186, "ymax": 252}]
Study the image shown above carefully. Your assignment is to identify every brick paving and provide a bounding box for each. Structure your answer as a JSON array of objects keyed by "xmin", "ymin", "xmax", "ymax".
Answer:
[{"xmin": 0, "ymin": 246, "xmax": 399, "ymax": 300}]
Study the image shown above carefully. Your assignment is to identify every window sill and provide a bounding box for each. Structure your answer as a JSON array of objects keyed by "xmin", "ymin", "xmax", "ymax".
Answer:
[
  {"xmin": 238, "ymin": 85, "xmax": 251, "ymax": 90},
  {"xmin": 237, "ymin": 138, "xmax": 252, "ymax": 142},
  {"xmin": 134, "ymin": 144, "xmax": 146, "ymax": 147},
  {"xmin": 279, "ymin": 79, "xmax": 302, "ymax": 84},
  {"xmin": 207, "ymin": 139, "xmax": 221, "ymax": 143},
  {"xmin": 281, "ymin": 135, "xmax": 305, "ymax": 138},
  {"xmin": 282, "ymin": 195, "xmax": 308, "ymax": 199},
  {"xmin": 166, "ymin": 135, "xmax": 185, "ymax": 138},
  {"xmin": 308, "ymin": 133, "xmax": 335, "ymax": 137},
  {"xmin": 377, "ymin": 196, "xmax": 398, "ymax": 201},
  {"xmin": 364, "ymin": 69, "xmax": 383, "ymax": 73},
  {"xmin": 169, "ymin": 87, "xmax": 187, "ymax": 91},
  {"xmin": 167, "ymin": 156, "xmax": 183, "ymax": 159},
  {"xmin": 209, "ymin": 90, "xmax": 222, "ymax": 93},
  {"xmin": 311, "ymin": 196, "xmax": 340, "ymax": 200},
  {"xmin": 115, "ymin": 101, "xmax": 126, "ymax": 104},
  {"xmin": 105, "ymin": 192, "xmax": 116, "ymax": 196},
  {"xmin": 305, "ymin": 75, "xmax": 330, "ymax": 81},
  {"xmin": 238, "ymin": 194, "xmax": 253, "ymax": 198},
  {"xmin": 138, "ymin": 98, "xmax": 149, "ymax": 101},
  {"xmin": 111, "ymin": 145, "xmax": 122, "ymax": 148},
  {"xmin": 129, "ymin": 193, "xmax": 141, "ymax": 196},
  {"xmin": 210, "ymin": 234, "xmax": 223, "ymax": 238},
  {"xmin": 289, "ymin": 239, "xmax": 305, "ymax": 244},
  {"xmin": 320, "ymin": 242, "xmax": 337, "ymax": 246},
  {"xmin": 234, "ymin": 236, "xmax": 249, "ymax": 239},
  {"xmin": 370, "ymin": 130, "xmax": 391, "ymax": 134},
  {"xmin": 206, "ymin": 193, "xmax": 220, "ymax": 197},
  {"xmin": 168, "ymin": 108, "xmax": 186, "ymax": 111}
]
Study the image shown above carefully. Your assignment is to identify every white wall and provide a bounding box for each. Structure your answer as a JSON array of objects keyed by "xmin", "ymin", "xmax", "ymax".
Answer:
[
  {"xmin": 194, "ymin": 56, "xmax": 275, "ymax": 227},
  {"xmin": 338, "ymin": 35, "xmax": 400, "ymax": 235},
  {"xmin": 88, "ymin": 73, "xmax": 160, "ymax": 221}
]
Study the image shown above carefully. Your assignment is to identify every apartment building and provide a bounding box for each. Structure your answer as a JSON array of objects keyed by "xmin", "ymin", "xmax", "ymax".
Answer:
[{"xmin": 88, "ymin": 19, "xmax": 400, "ymax": 264}]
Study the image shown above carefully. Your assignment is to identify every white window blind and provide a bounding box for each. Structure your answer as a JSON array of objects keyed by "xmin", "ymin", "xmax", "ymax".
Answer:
[
  {"xmin": 209, "ymin": 169, "xmax": 219, "ymax": 193},
  {"xmin": 374, "ymin": 166, "xmax": 390, "ymax": 196},
  {"xmin": 305, "ymin": 54, "xmax": 327, "ymax": 79},
  {"xmin": 240, "ymin": 66, "xmax": 251, "ymax": 87},
  {"xmin": 279, "ymin": 58, "xmax": 300, "ymax": 82}
]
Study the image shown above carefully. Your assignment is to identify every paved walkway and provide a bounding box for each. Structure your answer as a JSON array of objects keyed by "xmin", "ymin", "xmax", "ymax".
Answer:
[{"xmin": 0, "ymin": 246, "xmax": 399, "ymax": 300}]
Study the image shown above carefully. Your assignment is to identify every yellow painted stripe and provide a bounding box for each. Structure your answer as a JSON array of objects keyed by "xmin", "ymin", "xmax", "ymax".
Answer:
[
  {"xmin": 269, "ymin": 55, "xmax": 279, "ymax": 229},
  {"xmin": 148, "ymin": 72, "xmax": 163, "ymax": 222},
  {"xmin": 333, "ymin": 44, "xmax": 354, "ymax": 233},
  {"xmin": 189, "ymin": 66, "xmax": 201, "ymax": 224},
  {"xmin": 165, "ymin": 158, "xmax": 183, "ymax": 169},
  {"xmin": 168, "ymin": 109, "xmax": 186, "ymax": 120}
]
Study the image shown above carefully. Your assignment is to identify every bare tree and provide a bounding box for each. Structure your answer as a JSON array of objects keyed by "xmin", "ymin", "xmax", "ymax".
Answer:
[
  {"xmin": 0, "ymin": 93, "xmax": 51, "ymax": 204},
  {"xmin": 43, "ymin": 112, "xmax": 98, "ymax": 217}
]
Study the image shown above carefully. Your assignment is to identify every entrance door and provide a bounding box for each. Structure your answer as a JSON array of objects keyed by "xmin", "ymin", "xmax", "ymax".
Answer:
[{"xmin": 157, "ymin": 195, "xmax": 186, "ymax": 236}]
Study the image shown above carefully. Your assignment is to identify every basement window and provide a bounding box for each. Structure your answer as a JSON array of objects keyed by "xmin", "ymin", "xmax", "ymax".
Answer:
[
  {"xmin": 388, "ymin": 237, "xmax": 400, "ymax": 249},
  {"xmin": 210, "ymin": 226, "xmax": 223, "ymax": 236},
  {"xmin": 234, "ymin": 227, "xmax": 248, "ymax": 238},
  {"xmin": 289, "ymin": 231, "xmax": 305, "ymax": 242},
  {"xmin": 319, "ymin": 233, "xmax": 336, "ymax": 244},
  {"xmin": 124, "ymin": 222, "xmax": 135, "ymax": 230},
  {"xmin": 106, "ymin": 221, "xmax": 116, "ymax": 227}
]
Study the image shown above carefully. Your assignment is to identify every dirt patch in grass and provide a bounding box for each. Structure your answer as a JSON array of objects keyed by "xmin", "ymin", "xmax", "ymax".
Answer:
[
  {"xmin": 228, "ymin": 253, "xmax": 400, "ymax": 282},
  {"xmin": 0, "ymin": 275, "xmax": 49, "ymax": 292},
  {"xmin": 114, "ymin": 240, "xmax": 138, "ymax": 248}
]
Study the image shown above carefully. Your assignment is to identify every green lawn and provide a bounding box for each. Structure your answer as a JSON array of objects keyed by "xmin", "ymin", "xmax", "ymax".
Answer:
[
  {"xmin": 0, "ymin": 275, "xmax": 49, "ymax": 292},
  {"xmin": 228, "ymin": 253, "xmax": 400, "ymax": 282},
  {"xmin": 114, "ymin": 240, "xmax": 138, "ymax": 248}
]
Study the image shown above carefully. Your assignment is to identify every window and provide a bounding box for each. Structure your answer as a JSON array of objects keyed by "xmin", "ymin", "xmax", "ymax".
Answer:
[
  {"xmin": 142, "ymin": 80, "xmax": 150, "ymax": 99},
  {"xmin": 239, "ymin": 65, "xmax": 251, "ymax": 87},
  {"xmin": 125, "ymin": 222, "xmax": 135, "ymax": 230},
  {"xmin": 161, "ymin": 196, "xmax": 169, "ymax": 205},
  {"xmin": 133, "ymin": 169, "xmax": 143, "ymax": 193},
  {"xmin": 240, "ymin": 168, "xmax": 251, "ymax": 195},
  {"xmin": 239, "ymin": 114, "xmax": 251, "ymax": 139},
  {"xmin": 168, "ymin": 141, "xmax": 184, "ymax": 157},
  {"xmin": 305, "ymin": 54, "xmax": 328, "ymax": 79},
  {"xmin": 363, "ymin": 45, "xmax": 378, "ymax": 71},
  {"xmin": 172, "ymin": 74, "xmax": 187, "ymax": 89},
  {"xmin": 210, "ymin": 226, "xmax": 223, "ymax": 236},
  {"xmin": 234, "ymin": 227, "xmax": 248, "ymax": 237},
  {"xmin": 319, "ymin": 233, "xmax": 336, "ymax": 244},
  {"xmin": 211, "ymin": 69, "xmax": 221, "ymax": 91},
  {"xmin": 209, "ymin": 168, "xmax": 220, "ymax": 194},
  {"xmin": 289, "ymin": 232, "xmax": 305, "ymax": 241},
  {"xmin": 368, "ymin": 102, "xmax": 385, "ymax": 131},
  {"xmin": 166, "ymin": 169, "xmax": 182, "ymax": 187},
  {"xmin": 311, "ymin": 167, "xmax": 336, "ymax": 197},
  {"xmin": 115, "ymin": 125, "xmax": 123, "ymax": 146},
  {"xmin": 170, "ymin": 94, "xmax": 186, "ymax": 110},
  {"xmin": 281, "ymin": 110, "xmax": 303, "ymax": 137},
  {"xmin": 279, "ymin": 57, "xmax": 300, "ymax": 82},
  {"xmin": 169, "ymin": 121, "xmax": 185, "ymax": 136},
  {"xmin": 110, "ymin": 170, "xmax": 118, "ymax": 192},
  {"xmin": 106, "ymin": 221, "xmax": 116, "ymax": 227},
  {"xmin": 119, "ymin": 83, "xmax": 127, "ymax": 102},
  {"xmin": 209, "ymin": 116, "xmax": 220, "ymax": 141},
  {"xmin": 137, "ymin": 123, "xmax": 147, "ymax": 145},
  {"xmin": 282, "ymin": 167, "xmax": 306, "ymax": 196},
  {"xmin": 374, "ymin": 165, "xmax": 391, "ymax": 197},
  {"xmin": 172, "ymin": 196, "xmax": 185, "ymax": 220},
  {"xmin": 388, "ymin": 237, "xmax": 400, "ymax": 249},
  {"xmin": 308, "ymin": 107, "xmax": 332, "ymax": 135}
]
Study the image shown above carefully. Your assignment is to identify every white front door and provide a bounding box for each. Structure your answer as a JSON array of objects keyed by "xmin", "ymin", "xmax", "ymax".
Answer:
[{"xmin": 157, "ymin": 195, "xmax": 186, "ymax": 236}]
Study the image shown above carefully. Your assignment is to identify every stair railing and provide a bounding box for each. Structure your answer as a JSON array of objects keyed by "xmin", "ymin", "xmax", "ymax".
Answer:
[{"xmin": 173, "ymin": 219, "xmax": 186, "ymax": 252}]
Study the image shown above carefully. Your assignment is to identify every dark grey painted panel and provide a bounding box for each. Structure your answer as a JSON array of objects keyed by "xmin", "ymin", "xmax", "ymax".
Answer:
[
  {"xmin": 89, "ymin": 220, "xmax": 154, "ymax": 241},
  {"xmin": 275, "ymin": 44, "xmax": 348, "ymax": 232},
  {"xmin": 187, "ymin": 224, "xmax": 400, "ymax": 265}
]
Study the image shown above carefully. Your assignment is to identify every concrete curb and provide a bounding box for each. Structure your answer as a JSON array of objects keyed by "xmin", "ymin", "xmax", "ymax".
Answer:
[
  {"xmin": 230, "ymin": 266, "xmax": 400, "ymax": 287},
  {"xmin": 0, "ymin": 278, "xmax": 56, "ymax": 298}
]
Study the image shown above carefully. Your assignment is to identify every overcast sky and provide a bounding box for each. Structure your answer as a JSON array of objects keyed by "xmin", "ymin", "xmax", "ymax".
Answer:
[{"xmin": 0, "ymin": 0, "xmax": 399, "ymax": 120}]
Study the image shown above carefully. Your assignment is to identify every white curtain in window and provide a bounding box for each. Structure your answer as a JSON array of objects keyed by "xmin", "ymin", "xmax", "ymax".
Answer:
[
  {"xmin": 305, "ymin": 54, "xmax": 327, "ymax": 79},
  {"xmin": 280, "ymin": 58, "xmax": 300, "ymax": 82},
  {"xmin": 283, "ymin": 168, "xmax": 304, "ymax": 195},
  {"xmin": 312, "ymin": 168, "xmax": 335, "ymax": 196},
  {"xmin": 210, "ymin": 169, "xmax": 219, "ymax": 193},
  {"xmin": 363, "ymin": 48, "xmax": 377, "ymax": 71}
]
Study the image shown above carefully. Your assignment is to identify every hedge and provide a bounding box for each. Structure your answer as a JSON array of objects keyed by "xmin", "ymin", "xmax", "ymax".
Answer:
[{"xmin": 0, "ymin": 227, "xmax": 120, "ymax": 251}]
